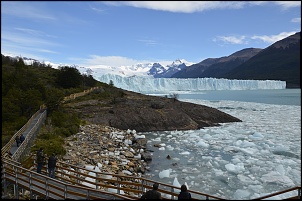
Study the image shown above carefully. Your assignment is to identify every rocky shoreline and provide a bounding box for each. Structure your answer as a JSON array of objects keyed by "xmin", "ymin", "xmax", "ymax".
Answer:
[{"xmin": 62, "ymin": 124, "xmax": 153, "ymax": 178}]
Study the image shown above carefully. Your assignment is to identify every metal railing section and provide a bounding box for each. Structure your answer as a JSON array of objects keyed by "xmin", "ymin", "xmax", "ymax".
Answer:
[
  {"xmin": 1, "ymin": 158, "xmax": 131, "ymax": 200},
  {"xmin": 12, "ymin": 109, "xmax": 47, "ymax": 162},
  {"xmin": 1, "ymin": 109, "xmax": 40, "ymax": 156}
]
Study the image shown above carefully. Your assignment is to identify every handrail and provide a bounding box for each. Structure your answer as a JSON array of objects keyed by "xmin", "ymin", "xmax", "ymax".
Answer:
[
  {"xmin": 6, "ymin": 153, "xmax": 301, "ymax": 200},
  {"xmin": 2, "ymin": 158, "xmax": 132, "ymax": 200},
  {"xmin": 23, "ymin": 154, "xmax": 225, "ymax": 200},
  {"xmin": 1, "ymin": 108, "xmax": 44, "ymax": 156},
  {"xmin": 12, "ymin": 110, "xmax": 47, "ymax": 162},
  {"xmin": 62, "ymin": 86, "xmax": 99, "ymax": 103},
  {"xmin": 251, "ymin": 186, "xmax": 301, "ymax": 200}
]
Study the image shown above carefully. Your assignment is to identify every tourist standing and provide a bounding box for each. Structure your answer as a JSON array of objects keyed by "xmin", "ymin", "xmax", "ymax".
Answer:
[
  {"xmin": 48, "ymin": 153, "xmax": 57, "ymax": 178},
  {"xmin": 178, "ymin": 184, "xmax": 191, "ymax": 200},
  {"xmin": 15, "ymin": 136, "xmax": 21, "ymax": 147},
  {"xmin": 36, "ymin": 147, "xmax": 45, "ymax": 174},
  {"xmin": 20, "ymin": 134, "xmax": 25, "ymax": 144},
  {"xmin": 140, "ymin": 183, "xmax": 161, "ymax": 199}
]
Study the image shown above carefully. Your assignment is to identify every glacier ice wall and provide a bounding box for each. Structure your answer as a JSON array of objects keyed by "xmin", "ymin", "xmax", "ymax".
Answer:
[{"xmin": 97, "ymin": 74, "xmax": 286, "ymax": 92}]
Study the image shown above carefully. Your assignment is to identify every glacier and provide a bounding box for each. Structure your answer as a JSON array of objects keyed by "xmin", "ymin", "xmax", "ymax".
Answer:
[{"xmin": 97, "ymin": 74, "xmax": 286, "ymax": 92}]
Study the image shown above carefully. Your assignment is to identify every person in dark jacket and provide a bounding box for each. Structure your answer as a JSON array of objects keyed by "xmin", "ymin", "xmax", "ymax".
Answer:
[
  {"xmin": 178, "ymin": 184, "xmax": 191, "ymax": 200},
  {"xmin": 140, "ymin": 183, "xmax": 161, "ymax": 199},
  {"xmin": 20, "ymin": 134, "xmax": 25, "ymax": 144},
  {"xmin": 15, "ymin": 136, "xmax": 21, "ymax": 147},
  {"xmin": 36, "ymin": 147, "xmax": 45, "ymax": 173},
  {"xmin": 48, "ymin": 153, "xmax": 57, "ymax": 178}
]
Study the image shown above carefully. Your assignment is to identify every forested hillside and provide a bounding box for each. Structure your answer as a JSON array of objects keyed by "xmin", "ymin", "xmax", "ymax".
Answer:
[{"xmin": 1, "ymin": 54, "xmax": 98, "ymax": 151}]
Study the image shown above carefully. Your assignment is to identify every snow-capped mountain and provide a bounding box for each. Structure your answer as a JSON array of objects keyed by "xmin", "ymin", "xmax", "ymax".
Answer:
[
  {"xmin": 3, "ymin": 53, "xmax": 194, "ymax": 78},
  {"xmin": 147, "ymin": 59, "xmax": 191, "ymax": 78},
  {"xmin": 83, "ymin": 58, "xmax": 193, "ymax": 78},
  {"xmin": 18, "ymin": 55, "xmax": 193, "ymax": 78}
]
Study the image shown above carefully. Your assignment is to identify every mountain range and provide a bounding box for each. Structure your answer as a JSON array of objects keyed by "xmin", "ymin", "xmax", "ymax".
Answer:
[
  {"xmin": 7, "ymin": 32, "xmax": 300, "ymax": 88},
  {"xmin": 172, "ymin": 32, "xmax": 300, "ymax": 88}
]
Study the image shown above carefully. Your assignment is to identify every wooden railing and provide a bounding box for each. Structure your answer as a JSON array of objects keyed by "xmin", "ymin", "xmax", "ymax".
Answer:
[
  {"xmin": 12, "ymin": 109, "xmax": 47, "ymax": 162},
  {"xmin": 62, "ymin": 87, "xmax": 99, "ymax": 103},
  {"xmin": 2, "ymin": 158, "xmax": 132, "ymax": 200},
  {"xmin": 18, "ymin": 154, "xmax": 223, "ymax": 200},
  {"xmin": 251, "ymin": 186, "xmax": 301, "ymax": 200},
  {"xmin": 1, "ymin": 107, "xmax": 46, "ymax": 157},
  {"xmin": 3, "ymin": 153, "xmax": 300, "ymax": 200}
]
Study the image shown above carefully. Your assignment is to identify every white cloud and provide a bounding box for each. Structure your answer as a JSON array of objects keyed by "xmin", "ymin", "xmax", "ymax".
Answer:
[
  {"xmin": 138, "ymin": 39, "xmax": 160, "ymax": 46},
  {"xmin": 102, "ymin": 1, "xmax": 300, "ymax": 13},
  {"xmin": 213, "ymin": 35, "xmax": 247, "ymax": 45},
  {"xmin": 251, "ymin": 31, "xmax": 297, "ymax": 44},
  {"xmin": 1, "ymin": 1, "xmax": 56, "ymax": 20},
  {"xmin": 272, "ymin": 1, "xmax": 301, "ymax": 9},
  {"xmin": 291, "ymin": 17, "xmax": 301, "ymax": 23},
  {"xmin": 14, "ymin": 27, "xmax": 57, "ymax": 38},
  {"xmin": 37, "ymin": 49, "xmax": 58, "ymax": 54},
  {"xmin": 89, "ymin": 3, "xmax": 105, "ymax": 13},
  {"xmin": 82, "ymin": 55, "xmax": 150, "ymax": 67},
  {"xmin": 73, "ymin": 55, "xmax": 184, "ymax": 69},
  {"xmin": 2, "ymin": 32, "xmax": 60, "ymax": 47},
  {"xmin": 213, "ymin": 31, "xmax": 298, "ymax": 46},
  {"xmin": 103, "ymin": 1, "xmax": 245, "ymax": 13},
  {"xmin": 1, "ymin": 31, "xmax": 60, "ymax": 59}
]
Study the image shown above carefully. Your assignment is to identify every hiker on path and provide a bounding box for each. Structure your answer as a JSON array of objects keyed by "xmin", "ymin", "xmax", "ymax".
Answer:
[
  {"xmin": 20, "ymin": 134, "xmax": 25, "ymax": 144},
  {"xmin": 36, "ymin": 147, "xmax": 45, "ymax": 174},
  {"xmin": 48, "ymin": 153, "xmax": 57, "ymax": 178},
  {"xmin": 15, "ymin": 136, "xmax": 21, "ymax": 147}
]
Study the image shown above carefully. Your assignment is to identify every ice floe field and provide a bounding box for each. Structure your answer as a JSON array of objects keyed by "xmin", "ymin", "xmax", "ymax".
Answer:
[{"xmin": 140, "ymin": 99, "xmax": 301, "ymax": 199}]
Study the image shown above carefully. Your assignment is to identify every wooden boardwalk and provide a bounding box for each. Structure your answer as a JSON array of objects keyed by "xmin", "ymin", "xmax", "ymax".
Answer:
[
  {"xmin": 9, "ymin": 111, "xmax": 43, "ymax": 155},
  {"xmin": 2, "ymin": 158, "xmax": 132, "ymax": 199}
]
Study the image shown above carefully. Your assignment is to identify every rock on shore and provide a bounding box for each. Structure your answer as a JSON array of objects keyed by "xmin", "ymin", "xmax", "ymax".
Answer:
[{"xmin": 62, "ymin": 124, "xmax": 152, "ymax": 178}]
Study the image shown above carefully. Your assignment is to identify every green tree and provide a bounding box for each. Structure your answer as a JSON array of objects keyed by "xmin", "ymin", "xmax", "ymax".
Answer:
[
  {"xmin": 44, "ymin": 88, "xmax": 65, "ymax": 114},
  {"xmin": 82, "ymin": 74, "xmax": 97, "ymax": 87},
  {"xmin": 56, "ymin": 66, "xmax": 83, "ymax": 88}
]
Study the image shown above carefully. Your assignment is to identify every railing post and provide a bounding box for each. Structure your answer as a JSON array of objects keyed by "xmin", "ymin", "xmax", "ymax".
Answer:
[
  {"xmin": 45, "ymin": 179, "xmax": 49, "ymax": 199},
  {"xmin": 76, "ymin": 167, "xmax": 80, "ymax": 184},
  {"xmin": 298, "ymin": 188, "xmax": 301, "ymax": 199},
  {"xmin": 2, "ymin": 163, "xmax": 8, "ymax": 197},
  {"xmin": 64, "ymin": 185, "xmax": 67, "ymax": 199},
  {"xmin": 95, "ymin": 173, "xmax": 100, "ymax": 189},
  {"xmin": 141, "ymin": 179, "xmax": 145, "ymax": 195},
  {"xmin": 86, "ymin": 189, "xmax": 90, "ymax": 199},
  {"xmin": 29, "ymin": 172, "xmax": 33, "ymax": 199},
  {"xmin": 170, "ymin": 186, "xmax": 174, "ymax": 200},
  {"xmin": 14, "ymin": 166, "xmax": 19, "ymax": 199},
  {"xmin": 117, "ymin": 176, "xmax": 120, "ymax": 195}
]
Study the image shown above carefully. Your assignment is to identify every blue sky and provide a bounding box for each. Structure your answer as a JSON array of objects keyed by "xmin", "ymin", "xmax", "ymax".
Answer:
[{"xmin": 1, "ymin": 1, "xmax": 301, "ymax": 68}]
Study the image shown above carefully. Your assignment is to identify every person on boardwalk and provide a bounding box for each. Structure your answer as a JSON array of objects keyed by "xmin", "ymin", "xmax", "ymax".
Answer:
[
  {"xmin": 48, "ymin": 153, "xmax": 57, "ymax": 178},
  {"xmin": 178, "ymin": 184, "xmax": 191, "ymax": 200},
  {"xmin": 20, "ymin": 134, "xmax": 25, "ymax": 144},
  {"xmin": 140, "ymin": 183, "xmax": 161, "ymax": 199},
  {"xmin": 36, "ymin": 147, "xmax": 45, "ymax": 174},
  {"xmin": 15, "ymin": 136, "xmax": 21, "ymax": 147}
]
